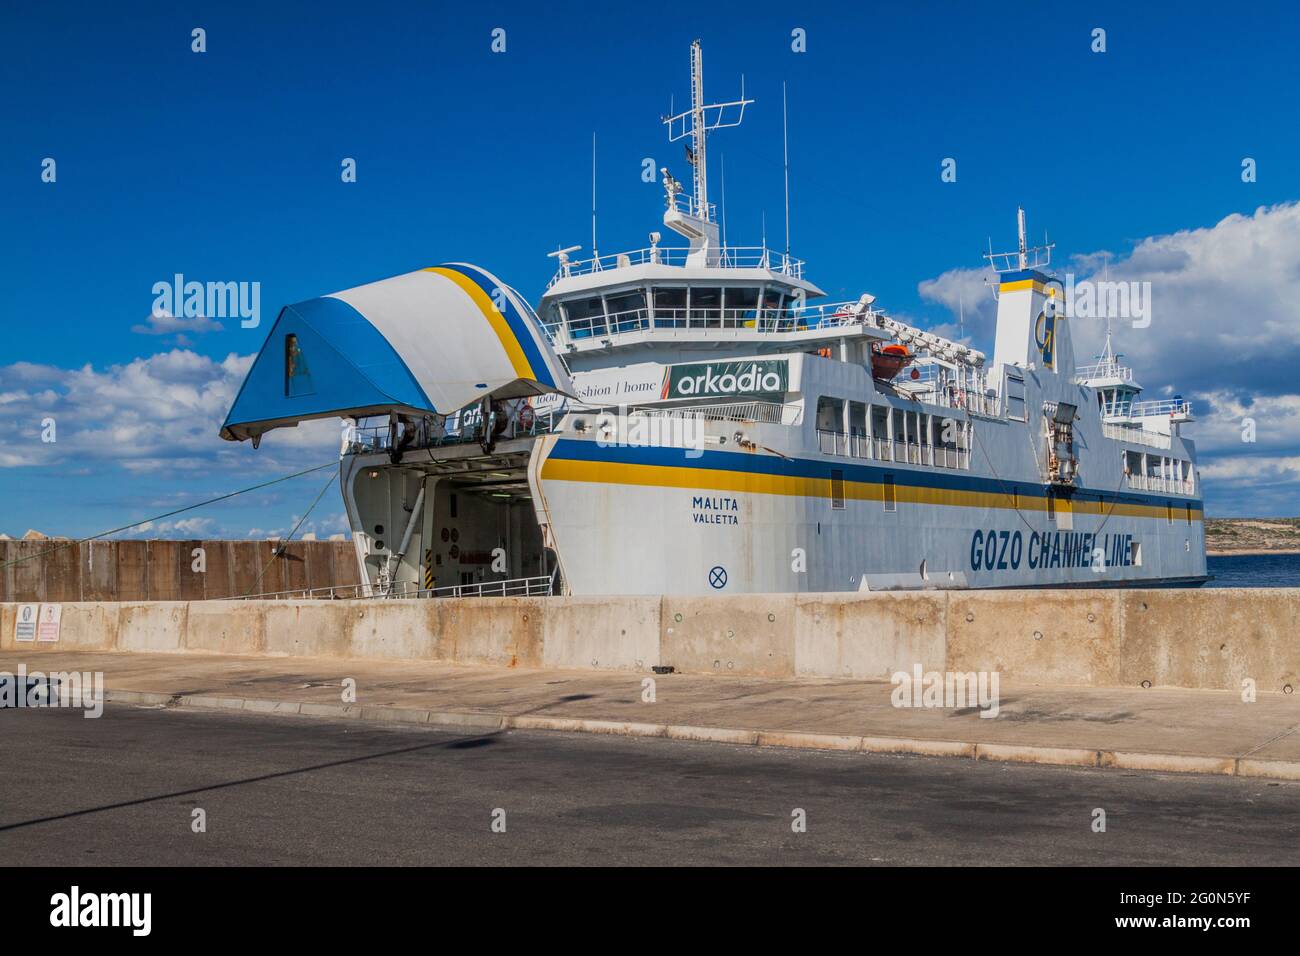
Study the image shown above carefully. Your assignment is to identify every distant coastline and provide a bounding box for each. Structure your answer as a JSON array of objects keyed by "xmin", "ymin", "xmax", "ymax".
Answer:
[
  {"xmin": 1205, "ymin": 518, "xmax": 1300, "ymax": 557},
  {"xmin": 1207, "ymin": 547, "xmax": 1300, "ymax": 556}
]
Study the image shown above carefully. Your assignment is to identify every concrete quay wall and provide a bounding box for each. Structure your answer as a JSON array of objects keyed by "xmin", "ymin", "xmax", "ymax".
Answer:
[{"xmin": 2, "ymin": 589, "xmax": 1296, "ymax": 693}]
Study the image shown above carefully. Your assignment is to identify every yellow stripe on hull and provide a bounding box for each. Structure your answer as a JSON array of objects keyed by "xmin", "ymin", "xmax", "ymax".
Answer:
[{"xmin": 540, "ymin": 458, "xmax": 1204, "ymax": 521}]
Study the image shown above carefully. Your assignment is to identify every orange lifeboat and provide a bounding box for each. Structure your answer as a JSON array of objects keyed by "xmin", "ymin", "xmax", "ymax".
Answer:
[{"xmin": 869, "ymin": 343, "xmax": 911, "ymax": 380}]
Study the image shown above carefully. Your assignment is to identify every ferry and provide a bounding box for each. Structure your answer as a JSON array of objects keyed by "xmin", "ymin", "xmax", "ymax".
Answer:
[{"xmin": 220, "ymin": 41, "xmax": 1207, "ymax": 596}]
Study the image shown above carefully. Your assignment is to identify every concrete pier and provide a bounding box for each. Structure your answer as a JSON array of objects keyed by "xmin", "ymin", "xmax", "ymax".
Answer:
[{"xmin": 3, "ymin": 588, "xmax": 1297, "ymax": 692}]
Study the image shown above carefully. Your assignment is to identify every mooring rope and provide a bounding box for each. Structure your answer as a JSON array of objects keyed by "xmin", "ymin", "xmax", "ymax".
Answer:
[
  {"xmin": 0, "ymin": 461, "xmax": 339, "ymax": 571},
  {"xmin": 242, "ymin": 471, "xmax": 338, "ymax": 597}
]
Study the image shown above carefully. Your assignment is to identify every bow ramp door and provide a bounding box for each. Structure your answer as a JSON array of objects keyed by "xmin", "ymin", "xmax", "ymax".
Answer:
[
  {"xmin": 220, "ymin": 263, "xmax": 575, "ymax": 597},
  {"xmin": 220, "ymin": 262, "xmax": 570, "ymax": 443}
]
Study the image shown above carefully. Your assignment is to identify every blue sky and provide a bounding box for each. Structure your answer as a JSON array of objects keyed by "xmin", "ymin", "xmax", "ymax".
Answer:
[{"xmin": 3, "ymin": 0, "xmax": 1300, "ymax": 538}]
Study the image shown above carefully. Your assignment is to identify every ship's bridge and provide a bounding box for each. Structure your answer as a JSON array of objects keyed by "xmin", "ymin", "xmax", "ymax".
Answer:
[
  {"xmin": 1076, "ymin": 354, "xmax": 1194, "ymax": 445},
  {"xmin": 538, "ymin": 243, "xmax": 898, "ymax": 369}
]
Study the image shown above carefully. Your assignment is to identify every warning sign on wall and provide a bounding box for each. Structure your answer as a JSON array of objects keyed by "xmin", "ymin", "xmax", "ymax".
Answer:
[
  {"xmin": 14, "ymin": 604, "xmax": 38, "ymax": 642},
  {"xmin": 36, "ymin": 604, "xmax": 62, "ymax": 643}
]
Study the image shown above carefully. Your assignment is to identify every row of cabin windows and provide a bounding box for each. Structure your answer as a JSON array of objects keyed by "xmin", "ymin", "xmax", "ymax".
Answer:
[
  {"xmin": 817, "ymin": 397, "xmax": 971, "ymax": 458},
  {"xmin": 1123, "ymin": 450, "xmax": 1193, "ymax": 483},
  {"xmin": 554, "ymin": 286, "xmax": 789, "ymax": 333}
]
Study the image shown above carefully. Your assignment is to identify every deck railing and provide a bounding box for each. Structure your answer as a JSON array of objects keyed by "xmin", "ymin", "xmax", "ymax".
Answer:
[
  {"xmin": 1127, "ymin": 474, "xmax": 1196, "ymax": 496},
  {"xmin": 239, "ymin": 575, "xmax": 556, "ymax": 601},
  {"xmin": 543, "ymin": 300, "xmax": 875, "ymax": 346},
  {"xmin": 626, "ymin": 400, "xmax": 799, "ymax": 426},
  {"xmin": 1076, "ymin": 361, "xmax": 1134, "ymax": 383},
  {"xmin": 817, "ymin": 428, "xmax": 969, "ymax": 470},
  {"xmin": 1102, "ymin": 421, "xmax": 1172, "ymax": 449},
  {"xmin": 1131, "ymin": 398, "xmax": 1193, "ymax": 418},
  {"xmin": 548, "ymin": 245, "xmax": 805, "ymax": 285}
]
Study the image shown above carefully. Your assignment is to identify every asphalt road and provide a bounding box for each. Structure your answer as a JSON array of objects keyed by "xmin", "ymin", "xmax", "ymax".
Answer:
[{"xmin": 2, "ymin": 703, "xmax": 1298, "ymax": 866}]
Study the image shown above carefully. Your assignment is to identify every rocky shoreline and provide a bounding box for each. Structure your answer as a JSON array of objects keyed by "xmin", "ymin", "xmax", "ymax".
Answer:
[{"xmin": 1205, "ymin": 518, "xmax": 1300, "ymax": 556}]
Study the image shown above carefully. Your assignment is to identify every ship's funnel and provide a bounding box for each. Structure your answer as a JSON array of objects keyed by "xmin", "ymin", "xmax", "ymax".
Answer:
[
  {"xmin": 989, "ymin": 269, "xmax": 1075, "ymax": 384},
  {"xmin": 220, "ymin": 263, "xmax": 572, "ymax": 443}
]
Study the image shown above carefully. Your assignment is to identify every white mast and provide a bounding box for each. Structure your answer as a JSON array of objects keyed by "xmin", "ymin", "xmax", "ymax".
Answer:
[
  {"xmin": 984, "ymin": 207, "xmax": 1054, "ymax": 274},
  {"xmin": 1017, "ymin": 206, "xmax": 1028, "ymax": 270},
  {"xmin": 689, "ymin": 40, "xmax": 708, "ymax": 214},
  {"xmin": 662, "ymin": 39, "xmax": 752, "ymax": 262},
  {"xmin": 1099, "ymin": 254, "xmax": 1116, "ymax": 365},
  {"xmin": 782, "ymin": 82, "xmax": 790, "ymax": 259}
]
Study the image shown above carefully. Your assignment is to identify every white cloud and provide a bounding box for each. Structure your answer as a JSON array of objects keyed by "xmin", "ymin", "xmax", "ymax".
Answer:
[
  {"xmin": 131, "ymin": 309, "xmax": 223, "ymax": 336},
  {"xmin": 1200, "ymin": 455, "xmax": 1300, "ymax": 483},
  {"xmin": 0, "ymin": 348, "xmax": 337, "ymax": 473},
  {"xmin": 911, "ymin": 202, "xmax": 1300, "ymax": 515},
  {"xmin": 1066, "ymin": 202, "xmax": 1300, "ymax": 400},
  {"xmin": 1188, "ymin": 390, "xmax": 1300, "ymax": 455},
  {"xmin": 917, "ymin": 266, "xmax": 999, "ymax": 344},
  {"xmin": 116, "ymin": 516, "xmax": 217, "ymax": 538},
  {"xmin": 915, "ymin": 203, "xmax": 1300, "ymax": 402}
]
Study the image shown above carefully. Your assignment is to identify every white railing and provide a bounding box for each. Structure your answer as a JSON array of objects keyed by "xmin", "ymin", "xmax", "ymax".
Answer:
[
  {"xmin": 423, "ymin": 576, "xmax": 555, "ymax": 598},
  {"xmin": 1102, "ymin": 421, "xmax": 1172, "ymax": 449},
  {"xmin": 1127, "ymin": 474, "xmax": 1196, "ymax": 496},
  {"xmin": 548, "ymin": 245, "xmax": 806, "ymax": 285},
  {"xmin": 893, "ymin": 378, "xmax": 998, "ymax": 418},
  {"xmin": 667, "ymin": 192, "xmax": 717, "ymax": 222},
  {"xmin": 818, "ymin": 429, "xmax": 848, "ymax": 456},
  {"xmin": 629, "ymin": 400, "xmax": 799, "ymax": 426},
  {"xmin": 1076, "ymin": 361, "xmax": 1134, "ymax": 383},
  {"xmin": 1131, "ymin": 398, "xmax": 1193, "ymax": 418},
  {"xmin": 239, "ymin": 575, "xmax": 555, "ymax": 601},
  {"xmin": 544, "ymin": 300, "xmax": 880, "ymax": 346},
  {"xmin": 817, "ymin": 429, "xmax": 969, "ymax": 469}
]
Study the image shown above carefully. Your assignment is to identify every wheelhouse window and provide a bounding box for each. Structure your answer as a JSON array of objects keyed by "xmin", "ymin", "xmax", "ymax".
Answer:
[
  {"xmin": 604, "ymin": 290, "xmax": 647, "ymax": 332},
  {"xmin": 724, "ymin": 287, "xmax": 760, "ymax": 321},
  {"xmin": 761, "ymin": 287, "xmax": 785, "ymax": 328},
  {"xmin": 563, "ymin": 297, "xmax": 607, "ymax": 339},
  {"xmin": 689, "ymin": 286, "xmax": 722, "ymax": 324},
  {"xmin": 652, "ymin": 287, "xmax": 687, "ymax": 326}
]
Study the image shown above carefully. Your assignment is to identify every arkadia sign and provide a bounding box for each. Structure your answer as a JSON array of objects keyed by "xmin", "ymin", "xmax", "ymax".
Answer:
[{"xmin": 660, "ymin": 360, "xmax": 788, "ymax": 400}]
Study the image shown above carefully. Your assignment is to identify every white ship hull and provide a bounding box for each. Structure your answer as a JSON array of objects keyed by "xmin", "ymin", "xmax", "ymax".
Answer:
[
  {"xmin": 531, "ymin": 363, "xmax": 1207, "ymax": 594},
  {"xmin": 534, "ymin": 441, "xmax": 1206, "ymax": 594}
]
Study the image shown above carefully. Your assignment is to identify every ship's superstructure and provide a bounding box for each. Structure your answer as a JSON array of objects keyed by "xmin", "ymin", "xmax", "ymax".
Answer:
[{"xmin": 220, "ymin": 40, "xmax": 1206, "ymax": 596}]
